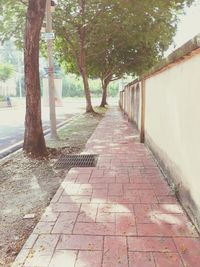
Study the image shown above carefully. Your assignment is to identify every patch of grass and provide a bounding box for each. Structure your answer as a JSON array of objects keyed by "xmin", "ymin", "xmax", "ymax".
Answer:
[{"xmin": 94, "ymin": 106, "xmax": 108, "ymax": 114}]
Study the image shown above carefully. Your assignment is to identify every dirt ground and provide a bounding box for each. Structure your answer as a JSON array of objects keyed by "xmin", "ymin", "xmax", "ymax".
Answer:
[{"xmin": 0, "ymin": 109, "xmax": 105, "ymax": 267}]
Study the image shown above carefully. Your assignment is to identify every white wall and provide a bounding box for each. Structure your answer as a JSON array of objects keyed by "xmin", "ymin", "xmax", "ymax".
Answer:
[{"xmin": 145, "ymin": 52, "xmax": 200, "ymax": 227}]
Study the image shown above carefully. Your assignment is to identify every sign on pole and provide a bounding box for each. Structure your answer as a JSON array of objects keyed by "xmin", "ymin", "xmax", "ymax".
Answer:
[{"xmin": 41, "ymin": 32, "xmax": 55, "ymax": 41}]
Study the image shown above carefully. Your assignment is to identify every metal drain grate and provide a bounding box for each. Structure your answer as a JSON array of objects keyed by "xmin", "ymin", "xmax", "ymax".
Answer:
[{"xmin": 54, "ymin": 154, "xmax": 98, "ymax": 169}]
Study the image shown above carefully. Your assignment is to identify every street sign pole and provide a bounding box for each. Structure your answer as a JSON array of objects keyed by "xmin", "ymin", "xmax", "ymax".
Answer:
[{"xmin": 46, "ymin": 0, "xmax": 58, "ymax": 140}]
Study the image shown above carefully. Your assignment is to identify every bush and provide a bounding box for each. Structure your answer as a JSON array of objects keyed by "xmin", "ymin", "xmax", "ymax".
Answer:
[{"xmin": 0, "ymin": 96, "xmax": 5, "ymax": 102}]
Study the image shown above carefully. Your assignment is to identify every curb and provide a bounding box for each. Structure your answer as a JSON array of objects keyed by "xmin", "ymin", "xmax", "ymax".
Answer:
[{"xmin": 0, "ymin": 114, "xmax": 80, "ymax": 160}]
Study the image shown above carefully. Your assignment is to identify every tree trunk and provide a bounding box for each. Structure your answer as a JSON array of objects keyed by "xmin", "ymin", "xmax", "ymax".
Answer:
[
  {"xmin": 79, "ymin": 44, "xmax": 94, "ymax": 113},
  {"xmin": 80, "ymin": 67, "xmax": 94, "ymax": 112},
  {"xmin": 100, "ymin": 81, "xmax": 108, "ymax": 107},
  {"xmin": 23, "ymin": 0, "xmax": 47, "ymax": 157},
  {"xmin": 100, "ymin": 74, "xmax": 112, "ymax": 107},
  {"xmin": 79, "ymin": 0, "xmax": 94, "ymax": 113}
]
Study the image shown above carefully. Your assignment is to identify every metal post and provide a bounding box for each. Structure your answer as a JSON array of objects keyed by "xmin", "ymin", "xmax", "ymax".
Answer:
[{"xmin": 46, "ymin": 0, "xmax": 58, "ymax": 139}]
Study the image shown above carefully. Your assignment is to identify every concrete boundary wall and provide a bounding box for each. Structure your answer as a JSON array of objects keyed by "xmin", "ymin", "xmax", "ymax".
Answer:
[{"xmin": 119, "ymin": 34, "xmax": 200, "ymax": 231}]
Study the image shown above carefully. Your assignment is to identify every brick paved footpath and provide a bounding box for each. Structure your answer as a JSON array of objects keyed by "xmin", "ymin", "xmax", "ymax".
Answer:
[{"xmin": 12, "ymin": 107, "xmax": 200, "ymax": 267}]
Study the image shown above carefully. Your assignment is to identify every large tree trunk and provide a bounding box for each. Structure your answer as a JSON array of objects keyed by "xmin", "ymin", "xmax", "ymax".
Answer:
[{"xmin": 23, "ymin": 0, "xmax": 47, "ymax": 157}]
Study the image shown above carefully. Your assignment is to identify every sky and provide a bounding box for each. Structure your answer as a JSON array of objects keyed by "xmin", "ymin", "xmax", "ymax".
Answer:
[{"xmin": 167, "ymin": 0, "xmax": 200, "ymax": 54}]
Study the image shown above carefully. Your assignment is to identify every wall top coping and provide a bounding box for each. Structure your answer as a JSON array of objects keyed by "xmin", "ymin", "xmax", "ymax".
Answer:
[{"xmin": 125, "ymin": 33, "xmax": 200, "ymax": 88}]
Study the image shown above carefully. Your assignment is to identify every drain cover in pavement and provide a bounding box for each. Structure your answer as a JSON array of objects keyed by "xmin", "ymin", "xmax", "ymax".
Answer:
[{"xmin": 54, "ymin": 154, "xmax": 98, "ymax": 169}]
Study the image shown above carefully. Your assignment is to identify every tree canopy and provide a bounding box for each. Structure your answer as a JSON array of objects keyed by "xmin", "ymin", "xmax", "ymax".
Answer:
[
  {"xmin": 53, "ymin": 0, "xmax": 194, "ymax": 106},
  {"xmin": 0, "ymin": 0, "xmax": 195, "ymax": 109}
]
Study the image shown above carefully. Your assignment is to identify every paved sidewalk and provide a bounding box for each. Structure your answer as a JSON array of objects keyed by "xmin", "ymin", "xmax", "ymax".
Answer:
[{"xmin": 12, "ymin": 108, "xmax": 200, "ymax": 267}]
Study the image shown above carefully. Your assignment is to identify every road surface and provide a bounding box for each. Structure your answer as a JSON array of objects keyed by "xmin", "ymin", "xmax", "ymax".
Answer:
[{"xmin": 0, "ymin": 97, "xmax": 117, "ymax": 153}]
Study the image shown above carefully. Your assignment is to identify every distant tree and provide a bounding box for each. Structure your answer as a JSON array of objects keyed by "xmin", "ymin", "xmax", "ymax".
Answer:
[
  {"xmin": 0, "ymin": 64, "xmax": 14, "ymax": 83},
  {"xmin": 86, "ymin": 0, "xmax": 195, "ymax": 107}
]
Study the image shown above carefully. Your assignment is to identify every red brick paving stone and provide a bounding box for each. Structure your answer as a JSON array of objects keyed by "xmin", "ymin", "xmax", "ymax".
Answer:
[
  {"xmin": 137, "ymin": 190, "xmax": 158, "ymax": 204},
  {"xmin": 73, "ymin": 167, "xmax": 94, "ymax": 174},
  {"xmin": 59, "ymin": 195, "xmax": 91, "ymax": 204},
  {"xmin": 103, "ymin": 236, "xmax": 128, "ymax": 267},
  {"xmin": 91, "ymin": 197, "xmax": 108, "ymax": 204},
  {"xmin": 128, "ymin": 252, "xmax": 155, "ymax": 267},
  {"xmin": 152, "ymin": 184, "xmax": 173, "ymax": 196},
  {"xmin": 62, "ymin": 184, "xmax": 81, "ymax": 195},
  {"xmin": 76, "ymin": 174, "xmax": 91, "ymax": 184},
  {"xmin": 173, "ymin": 237, "xmax": 200, "ymax": 267},
  {"xmin": 151, "ymin": 204, "xmax": 184, "ymax": 214},
  {"xmin": 48, "ymin": 203, "xmax": 81, "ymax": 212},
  {"xmin": 96, "ymin": 212, "xmax": 116, "ymax": 223},
  {"xmin": 128, "ymin": 169, "xmax": 141, "ymax": 176},
  {"xmin": 108, "ymin": 184, "xmax": 123, "ymax": 196},
  {"xmin": 150, "ymin": 213, "xmax": 192, "ymax": 225},
  {"xmin": 108, "ymin": 195, "xmax": 140, "ymax": 204},
  {"xmin": 128, "ymin": 237, "xmax": 177, "ymax": 252},
  {"xmin": 90, "ymin": 183, "xmax": 108, "ymax": 189},
  {"xmin": 141, "ymin": 168, "xmax": 162, "ymax": 175},
  {"xmin": 149, "ymin": 177, "xmax": 167, "ymax": 184},
  {"xmin": 52, "ymin": 212, "xmax": 78, "ymax": 234},
  {"xmin": 129, "ymin": 177, "xmax": 151, "ymax": 184},
  {"xmin": 124, "ymin": 183, "xmax": 153, "ymax": 190},
  {"xmin": 126, "ymin": 191, "xmax": 141, "ymax": 203},
  {"xmin": 157, "ymin": 195, "xmax": 178, "ymax": 204},
  {"xmin": 77, "ymin": 185, "xmax": 93, "ymax": 196},
  {"xmin": 137, "ymin": 222, "xmax": 199, "ymax": 237},
  {"xmin": 90, "ymin": 177, "xmax": 115, "ymax": 184},
  {"xmin": 91, "ymin": 169, "xmax": 104, "ymax": 177},
  {"xmin": 57, "ymin": 234, "xmax": 103, "ymax": 250},
  {"xmin": 116, "ymin": 175, "xmax": 130, "ymax": 183},
  {"xmin": 77, "ymin": 203, "xmax": 98, "ymax": 222},
  {"xmin": 23, "ymin": 234, "xmax": 59, "ymax": 266},
  {"xmin": 116, "ymin": 213, "xmax": 136, "ymax": 235},
  {"xmin": 99, "ymin": 203, "xmax": 133, "ymax": 213},
  {"xmin": 73, "ymin": 222, "xmax": 115, "ymax": 235},
  {"xmin": 92, "ymin": 188, "xmax": 108, "ymax": 200},
  {"xmin": 75, "ymin": 251, "xmax": 102, "ymax": 267},
  {"xmin": 134, "ymin": 204, "xmax": 153, "ymax": 224},
  {"xmin": 48, "ymin": 250, "xmax": 77, "ymax": 267},
  {"xmin": 153, "ymin": 252, "xmax": 184, "ymax": 267}
]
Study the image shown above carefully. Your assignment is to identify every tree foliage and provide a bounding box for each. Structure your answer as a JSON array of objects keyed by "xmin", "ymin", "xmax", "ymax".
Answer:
[
  {"xmin": 53, "ymin": 0, "xmax": 194, "ymax": 106},
  {"xmin": 0, "ymin": 63, "xmax": 14, "ymax": 82},
  {"xmin": 0, "ymin": 0, "xmax": 195, "ymax": 109}
]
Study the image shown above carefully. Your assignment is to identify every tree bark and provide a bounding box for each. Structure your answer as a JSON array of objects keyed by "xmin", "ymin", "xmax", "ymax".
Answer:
[
  {"xmin": 81, "ymin": 67, "xmax": 94, "ymax": 112},
  {"xmin": 79, "ymin": 49, "xmax": 94, "ymax": 113},
  {"xmin": 100, "ymin": 73, "xmax": 112, "ymax": 107},
  {"xmin": 100, "ymin": 80, "xmax": 108, "ymax": 107},
  {"xmin": 79, "ymin": 0, "xmax": 94, "ymax": 113},
  {"xmin": 23, "ymin": 0, "xmax": 47, "ymax": 157}
]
